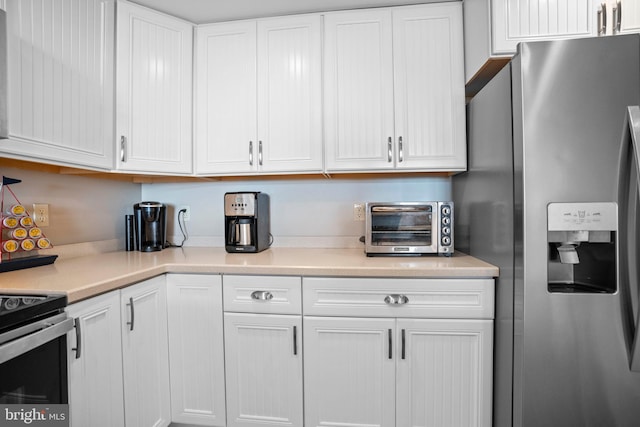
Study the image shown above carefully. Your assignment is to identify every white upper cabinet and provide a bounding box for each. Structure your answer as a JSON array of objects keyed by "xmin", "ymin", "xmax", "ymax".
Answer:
[
  {"xmin": 324, "ymin": 4, "xmax": 466, "ymax": 172},
  {"xmin": 4, "ymin": 0, "xmax": 115, "ymax": 169},
  {"xmin": 464, "ymin": 0, "xmax": 640, "ymax": 89},
  {"xmin": 116, "ymin": 2, "xmax": 193, "ymax": 174},
  {"xmin": 195, "ymin": 14, "xmax": 322, "ymax": 175}
]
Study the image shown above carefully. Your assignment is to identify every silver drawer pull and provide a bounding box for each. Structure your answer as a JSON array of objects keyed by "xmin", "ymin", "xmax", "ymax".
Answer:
[
  {"xmin": 251, "ymin": 290, "xmax": 274, "ymax": 301},
  {"xmin": 384, "ymin": 294, "xmax": 409, "ymax": 305}
]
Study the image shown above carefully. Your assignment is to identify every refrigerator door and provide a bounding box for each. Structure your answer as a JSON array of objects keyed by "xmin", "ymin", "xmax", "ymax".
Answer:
[{"xmin": 517, "ymin": 35, "xmax": 640, "ymax": 427}]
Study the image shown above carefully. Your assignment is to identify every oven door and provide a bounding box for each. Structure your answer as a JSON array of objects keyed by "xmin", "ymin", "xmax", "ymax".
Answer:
[
  {"xmin": 366, "ymin": 203, "xmax": 438, "ymax": 254},
  {"xmin": 0, "ymin": 313, "xmax": 73, "ymax": 404}
]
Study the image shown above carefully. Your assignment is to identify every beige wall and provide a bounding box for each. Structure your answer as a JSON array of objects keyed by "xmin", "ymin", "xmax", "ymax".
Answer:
[{"xmin": 0, "ymin": 161, "xmax": 141, "ymax": 246}]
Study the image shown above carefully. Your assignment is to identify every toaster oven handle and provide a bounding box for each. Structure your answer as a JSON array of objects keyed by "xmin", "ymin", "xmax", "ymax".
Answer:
[
  {"xmin": 384, "ymin": 294, "xmax": 409, "ymax": 305},
  {"xmin": 371, "ymin": 206, "xmax": 428, "ymax": 212}
]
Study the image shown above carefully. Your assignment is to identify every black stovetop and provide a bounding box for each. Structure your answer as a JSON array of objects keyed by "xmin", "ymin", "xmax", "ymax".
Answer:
[{"xmin": 0, "ymin": 294, "xmax": 67, "ymax": 333}]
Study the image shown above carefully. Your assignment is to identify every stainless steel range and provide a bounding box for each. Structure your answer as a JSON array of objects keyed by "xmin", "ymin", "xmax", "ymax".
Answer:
[{"xmin": 0, "ymin": 293, "xmax": 72, "ymax": 404}]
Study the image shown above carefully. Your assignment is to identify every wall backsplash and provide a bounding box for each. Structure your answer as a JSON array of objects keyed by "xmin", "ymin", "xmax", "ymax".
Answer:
[
  {"xmin": 0, "ymin": 163, "xmax": 452, "ymax": 252},
  {"xmin": 0, "ymin": 163, "xmax": 141, "ymax": 247},
  {"xmin": 142, "ymin": 176, "xmax": 451, "ymax": 248}
]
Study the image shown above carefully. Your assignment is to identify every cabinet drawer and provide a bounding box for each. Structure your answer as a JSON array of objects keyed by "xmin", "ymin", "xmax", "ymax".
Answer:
[
  {"xmin": 223, "ymin": 275, "xmax": 302, "ymax": 315},
  {"xmin": 303, "ymin": 277, "xmax": 494, "ymax": 319}
]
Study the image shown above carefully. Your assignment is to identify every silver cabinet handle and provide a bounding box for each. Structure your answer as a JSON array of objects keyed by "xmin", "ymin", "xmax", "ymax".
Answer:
[
  {"xmin": 614, "ymin": 0, "xmax": 622, "ymax": 34},
  {"xmin": 251, "ymin": 290, "xmax": 273, "ymax": 301},
  {"xmin": 401, "ymin": 329, "xmax": 406, "ymax": 360},
  {"xmin": 387, "ymin": 137, "xmax": 393, "ymax": 162},
  {"xmin": 388, "ymin": 328, "xmax": 393, "ymax": 360},
  {"xmin": 72, "ymin": 317, "xmax": 82, "ymax": 359},
  {"xmin": 126, "ymin": 297, "xmax": 135, "ymax": 331},
  {"xmin": 598, "ymin": 3, "xmax": 607, "ymax": 36},
  {"xmin": 249, "ymin": 141, "xmax": 254, "ymax": 166},
  {"xmin": 120, "ymin": 135, "xmax": 126, "ymax": 162},
  {"xmin": 258, "ymin": 140, "xmax": 263, "ymax": 166},
  {"xmin": 398, "ymin": 136, "xmax": 404, "ymax": 163},
  {"xmin": 293, "ymin": 325, "xmax": 298, "ymax": 355},
  {"xmin": 384, "ymin": 294, "xmax": 409, "ymax": 305}
]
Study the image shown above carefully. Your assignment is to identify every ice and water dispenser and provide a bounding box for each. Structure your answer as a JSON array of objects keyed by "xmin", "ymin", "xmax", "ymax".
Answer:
[{"xmin": 547, "ymin": 202, "xmax": 617, "ymax": 293}]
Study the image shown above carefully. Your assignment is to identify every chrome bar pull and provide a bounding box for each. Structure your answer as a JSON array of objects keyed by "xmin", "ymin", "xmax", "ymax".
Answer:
[
  {"xmin": 293, "ymin": 325, "xmax": 298, "ymax": 355},
  {"xmin": 120, "ymin": 136, "xmax": 126, "ymax": 162},
  {"xmin": 615, "ymin": 1, "xmax": 622, "ymax": 34},
  {"xmin": 251, "ymin": 290, "xmax": 274, "ymax": 301},
  {"xmin": 258, "ymin": 140, "xmax": 263, "ymax": 166},
  {"xmin": 71, "ymin": 317, "xmax": 82, "ymax": 359},
  {"xmin": 398, "ymin": 136, "xmax": 404, "ymax": 163},
  {"xmin": 387, "ymin": 137, "xmax": 393, "ymax": 162},
  {"xmin": 126, "ymin": 297, "xmax": 135, "ymax": 331},
  {"xmin": 388, "ymin": 328, "xmax": 393, "ymax": 359},
  {"xmin": 598, "ymin": 3, "xmax": 607, "ymax": 36},
  {"xmin": 249, "ymin": 141, "xmax": 254, "ymax": 166},
  {"xmin": 401, "ymin": 329, "xmax": 406, "ymax": 360},
  {"xmin": 384, "ymin": 294, "xmax": 409, "ymax": 305}
]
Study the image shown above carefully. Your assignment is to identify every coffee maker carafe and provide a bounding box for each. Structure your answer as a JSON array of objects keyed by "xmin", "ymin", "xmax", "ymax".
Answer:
[
  {"xmin": 225, "ymin": 192, "xmax": 270, "ymax": 253},
  {"xmin": 133, "ymin": 202, "xmax": 167, "ymax": 252}
]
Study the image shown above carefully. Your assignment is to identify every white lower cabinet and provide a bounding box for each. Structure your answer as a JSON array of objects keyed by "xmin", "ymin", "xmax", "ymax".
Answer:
[
  {"xmin": 303, "ymin": 277, "xmax": 494, "ymax": 427},
  {"xmin": 223, "ymin": 275, "xmax": 304, "ymax": 427},
  {"xmin": 120, "ymin": 276, "xmax": 171, "ymax": 427},
  {"xmin": 167, "ymin": 274, "xmax": 226, "ymax": 426},
  {"xmin": 67, "ymin": 291, "xmax": 124, "ymax": 427}
]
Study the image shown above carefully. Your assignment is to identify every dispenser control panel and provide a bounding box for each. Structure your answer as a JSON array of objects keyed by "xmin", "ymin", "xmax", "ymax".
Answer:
[{"xmin": 547, "ymin": 202, "xmax": 618, "ymax": 231}]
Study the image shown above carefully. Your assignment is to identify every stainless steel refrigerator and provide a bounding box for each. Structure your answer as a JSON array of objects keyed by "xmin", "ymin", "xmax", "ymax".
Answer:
[{"xmin": 453, "ymin": 34, "xmax": 640, "ymax": 427}]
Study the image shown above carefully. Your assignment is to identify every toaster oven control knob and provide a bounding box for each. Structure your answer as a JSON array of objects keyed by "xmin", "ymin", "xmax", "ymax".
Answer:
[
  {"xmin": 442, "ymin": 217, "xmax": 451, "ymax": 225},
  {"xmin": 441, "ymin": 205, "xmax": 451, "ymax": 216},
  {"xmin": 442, "ymin": 236, "xmax": 452, "ymax": 246},
  {"xmin": 442, "ymin": 226, "xmax": 451, "ymax": 236}
]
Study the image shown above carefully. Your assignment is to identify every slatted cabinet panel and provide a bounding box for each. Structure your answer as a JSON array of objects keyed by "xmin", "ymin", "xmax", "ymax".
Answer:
[
  {"xmin": 392, "ymin": 4, "xmax": 466, "ymax": 171},
  {"xmin": 4, "ymin": 0, "xmax": 114, "ymax": 169},
  {"xmin": 67, "ymin": 291, "xmax": 124, "ymax": 427},
  {"xmin": 116, "ymin": 2, "xmax": 193, "ymax": 174},
  {"xmin": 224, "ymin": 313, "xmax": 303, "ymax": 427},
  {"xmin": 256, "ymin": 15, "xmax": 323, "ymax": 173},
  {"xmin": 167, "ymin": 274, "xmax": 226, "ymax": 426}
]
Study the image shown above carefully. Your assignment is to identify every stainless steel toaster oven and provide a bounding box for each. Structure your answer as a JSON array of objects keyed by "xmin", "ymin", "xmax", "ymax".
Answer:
[{"xmin": 365, "ymin": 201, "xmax": 453, "ymax": 256}]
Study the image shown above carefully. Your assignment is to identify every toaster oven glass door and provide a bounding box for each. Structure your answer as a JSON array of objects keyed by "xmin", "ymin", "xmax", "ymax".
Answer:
[{"xmin": 370, "ymin": 205, "xmax": 433, "ymax": 247}]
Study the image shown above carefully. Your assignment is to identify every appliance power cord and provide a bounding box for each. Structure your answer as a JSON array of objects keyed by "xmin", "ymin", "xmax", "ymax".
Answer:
[{"xmin": 165, "ymin": 208, "xmax": 189, "ymax": 248}]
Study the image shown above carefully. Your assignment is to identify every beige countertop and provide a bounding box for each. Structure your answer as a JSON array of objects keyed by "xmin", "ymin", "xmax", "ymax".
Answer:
[{"xmin": 0, "ymin": 247, "xmax": 498, "ymax": 303}]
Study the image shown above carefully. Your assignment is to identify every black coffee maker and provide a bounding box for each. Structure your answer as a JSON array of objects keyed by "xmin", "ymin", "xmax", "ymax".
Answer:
[
  {"xmin": 133, "ymin": 202, "xmax": 166, "ymax": 252},
  {"xmin": 225, "ymin": 192, "xmax": 270, "ymax": 253}
]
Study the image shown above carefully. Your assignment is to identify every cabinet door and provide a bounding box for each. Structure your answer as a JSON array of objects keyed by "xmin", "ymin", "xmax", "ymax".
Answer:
[
  {"xmin": 256, "ymin": 15, "xmax": 323, "ymax": 173},
  {"xmin": 224, "ymin": 312, "xmax": 303, "ymax": 427},
  {"xmin": 392, "ymin": 4, "xmax": 466, "ymax": 171},
  {"xmin": 304, "ymin": 316, "xmax": 396, "ymax": 427},
  {"xmin": 324, "ymin": 10, "xmax": 395, "ymax": 171},
  {"xmin": 67, "ymin": 291, "xmax": 124, "ymax": 427},
  {"xmin": 5, "ymin": 0, "xmax": 114, "ymax": 169},
  {"xmin": 121, "ymin": 276, "xmax": 171, "ymax": 427},
  {"xmin": 167, "ymin": 274, "xmax": 226, "ymax": 426},
  {"xmin": 116, "ymin": 2, "xmax": 193, "ymax": 174},
  {"xmin": 619, "ymin": 0, "xmax": 640, "ymax": 34},
  {"xmin": 396, "ymin": 319, "xmax": 493, "ymax": 427},
  {"xmin": 195, "ymin": 21, "xmax": 257, "ymax": 174},
  {"xmin": 492, "ymin": 0, "xmax": 595, "ymax": 54}
]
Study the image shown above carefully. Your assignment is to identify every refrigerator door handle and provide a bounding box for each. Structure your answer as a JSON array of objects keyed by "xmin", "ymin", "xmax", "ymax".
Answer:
[{"xmin": 617, "ymin": 105, "xmax": 640, "ymax": 372}]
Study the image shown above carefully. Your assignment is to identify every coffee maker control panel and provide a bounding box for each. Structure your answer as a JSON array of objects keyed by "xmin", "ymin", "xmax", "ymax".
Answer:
[{"xmin": 225, "ymin": 193, "xmax": 257, "ymax": 216}]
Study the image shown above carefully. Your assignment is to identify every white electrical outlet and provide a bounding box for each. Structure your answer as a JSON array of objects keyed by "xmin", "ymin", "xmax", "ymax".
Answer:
[
  {"xmin": 178, "ymin": 205, "xmax": 191, "ymax": 221},
  {"xmin": 353, "ymin": 203, "xmax": 365, "ymax": 221},
  {"xmin": 32, "ymin": 203, "xmax": 50, "ymax": 227}
]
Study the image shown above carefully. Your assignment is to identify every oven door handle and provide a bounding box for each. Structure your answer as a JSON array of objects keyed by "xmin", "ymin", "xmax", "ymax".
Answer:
[{"xmin": 0, "ymin": 315, "xmax": 74, "ymax": 364}]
